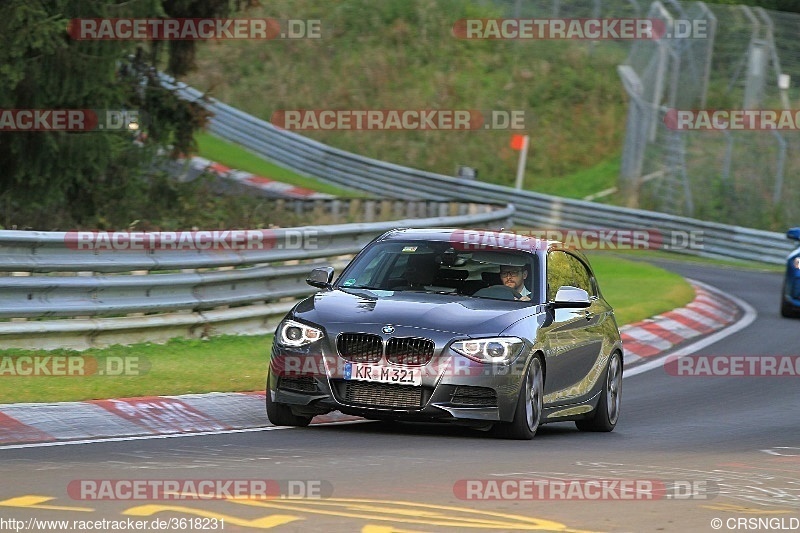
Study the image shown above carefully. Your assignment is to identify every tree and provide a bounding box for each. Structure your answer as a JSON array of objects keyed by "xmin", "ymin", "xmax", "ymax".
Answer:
[
  {"xmin": 710, "ymin": 0, "xmax": 800, "ymax": 13},
  {"xmin": 0, "ymin": 0, "xmax": 239, "ymax": 229}
]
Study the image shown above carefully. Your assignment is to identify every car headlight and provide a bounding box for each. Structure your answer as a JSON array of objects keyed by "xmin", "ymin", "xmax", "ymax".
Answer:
[
  {"xmin": 278, "ymin": 319, "xmax": 324, "ymax": 347},
  {"xmin": 793, "ymin": 257, "xmax": 800, "ymax": 270},
  {"xmin": 451, "ymin": 337, "xmax": 524, "ymax": 364}
]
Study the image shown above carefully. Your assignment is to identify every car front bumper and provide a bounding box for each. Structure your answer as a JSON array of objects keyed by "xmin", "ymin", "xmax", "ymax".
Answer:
[{"xmin": 268, "ymin": 341, "xmax": 529, "ymax": 424}]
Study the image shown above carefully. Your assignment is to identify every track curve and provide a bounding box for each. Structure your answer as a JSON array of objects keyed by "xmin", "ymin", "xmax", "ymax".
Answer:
[{"xmin": 0, "ymin": 260, "xmax": 798, "ymax": 533}]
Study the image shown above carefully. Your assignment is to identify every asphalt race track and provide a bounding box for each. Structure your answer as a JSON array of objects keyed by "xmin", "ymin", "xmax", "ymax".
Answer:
[{"xmin": 0, "ymin": 260, "xmax": 798, "ymax": 533}]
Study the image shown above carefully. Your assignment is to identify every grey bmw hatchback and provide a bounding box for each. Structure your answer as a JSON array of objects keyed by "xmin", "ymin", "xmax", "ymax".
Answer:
[{"xmin": 267, "ymin": 228, "xmax": 623, "ymax": 439}]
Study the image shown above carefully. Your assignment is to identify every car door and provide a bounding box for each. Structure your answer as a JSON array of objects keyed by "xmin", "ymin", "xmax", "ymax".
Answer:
[{"xmin": 540, "ymin": 249, "xmax": 604, "ymax": 403}]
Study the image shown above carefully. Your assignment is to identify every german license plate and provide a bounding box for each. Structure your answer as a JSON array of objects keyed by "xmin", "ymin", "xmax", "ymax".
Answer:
[{"xmin": 344, "ymin": 363, "xmax": 421, "ymax": 386}]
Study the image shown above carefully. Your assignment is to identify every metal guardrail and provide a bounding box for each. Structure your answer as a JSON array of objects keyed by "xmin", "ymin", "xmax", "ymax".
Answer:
[
  {"xmin": 162, "ymin": 77, "xmax": 797, "ymax": 266},
  {"xmin": 0, "ymin": 199, "xmax": 513, "ymax": 350},
  {"xmin": 5, "ymin": 72, "xmax": 797, "ymax": 350}
]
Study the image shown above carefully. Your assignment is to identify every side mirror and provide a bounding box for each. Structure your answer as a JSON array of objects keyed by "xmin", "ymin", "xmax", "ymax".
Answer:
[
  {"xmin": 307, "ymin": 266, "xmax": 334, "ymax": 290},
  {"xmin": 787, "ymin": 228, "xmax": 800, "ymax": 241},
  {"xmin": 551, "ymin": 286, "xmax": 591, "ymax": 309}
]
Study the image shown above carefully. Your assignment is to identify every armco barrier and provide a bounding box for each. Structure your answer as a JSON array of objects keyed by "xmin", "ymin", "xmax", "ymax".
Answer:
[
  {"xmin": 0, "ymin": 199, "xmax": 513, "ymax": 350},
  {"xmin": 161, "ymin": 76, "xmax": 796, "ymax": 265}
]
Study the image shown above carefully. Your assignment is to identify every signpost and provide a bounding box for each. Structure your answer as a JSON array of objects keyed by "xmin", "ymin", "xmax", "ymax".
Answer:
[{"xmin": 511, "ymin": 134, "xmax": 529, "ymax": 190}]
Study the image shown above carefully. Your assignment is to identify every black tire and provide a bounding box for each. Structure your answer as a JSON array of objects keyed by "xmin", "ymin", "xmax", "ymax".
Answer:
[
  {"xmin": 576, "ymin": 351, "xmax": 622, "ymax": 432},
  {"xmin": 265, "ymin": 372, "xmax": 313, "ymax": 427},
  {"xmin": 781, "ymin": 299, "xmax": 800, "ymax": 318},
  {"xmin": 492, "ymin": 356, "xmax": 543, "ymax": 440}
]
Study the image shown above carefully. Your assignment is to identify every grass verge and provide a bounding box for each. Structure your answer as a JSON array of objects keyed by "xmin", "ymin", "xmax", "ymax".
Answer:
[
  {"xmin": 594, "ymin": 249, "xmax": 785, "ymax": 273},
  {"xmin": 530, "ymin": 156, "xmax": 621, "ymax": 201},
  {"xmin": 586, "ymin": 253, "xmax": 694, "ymax": 326},
  {"xmin": 198, "ymin": 130, "xmax": 621, "ymax": 202},
  {"xmin": 184, "ymin": 0, "xmax": 629, "ymax": 194},
  {"xmin": 0, "ymin": 256, "xmax": 693, "ymax": 404},
  {"xmin": 0, "ymin": 336, "xmax": 270, "ymax": 405},
  {"xmin": 195, "ymin": 132, "xmax": 360, "ymax": 197}
]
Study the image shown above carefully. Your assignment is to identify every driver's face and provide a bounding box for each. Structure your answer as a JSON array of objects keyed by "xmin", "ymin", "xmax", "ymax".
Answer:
[{"xmin": 499, "ymin": 267, "xmax": 526, "ymax": 291}]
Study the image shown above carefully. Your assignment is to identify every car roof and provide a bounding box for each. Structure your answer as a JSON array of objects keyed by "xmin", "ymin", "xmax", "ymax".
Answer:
[
  {"xmin": 377, "ymin": 228, "xmax": 550, "ymax": 253},
  {"xmin": 376, "ymin": 228, "xmax": 597, "ymax": 266}
]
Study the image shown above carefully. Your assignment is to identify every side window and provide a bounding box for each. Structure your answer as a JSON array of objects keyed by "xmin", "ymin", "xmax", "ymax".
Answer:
[
  {"xmin": 546, "ymin": 251, "xmax": 594, "ymax": 300},
  {"xmin": 565, "ymin": 254, "xmax": 593, "ymax": 296},
  {"xmin": 546, "ymin": 251, "xmax": 570, "ymax": 301}
]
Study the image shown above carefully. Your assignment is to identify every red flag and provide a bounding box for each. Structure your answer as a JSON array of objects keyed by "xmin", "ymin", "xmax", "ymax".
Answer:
[{"xmin": 510, "ymin": 134, "xmax": 527, "ymax": 151}]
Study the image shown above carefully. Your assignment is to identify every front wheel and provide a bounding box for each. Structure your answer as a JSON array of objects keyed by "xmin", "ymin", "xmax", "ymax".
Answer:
[
  {"xmin": 781, "ymin": 299, "xmax": 800, "ymax": 318},
  {"xmin": 576, "ymin": 351, "xmax": 622, "ymax": 432},
  {"xmin": 265, "ymin": 372, "xmax": 313, "ymax": 427},
  {"xmin": 492, "ymin": 356, "xmax": 543, "ymax": 440}
]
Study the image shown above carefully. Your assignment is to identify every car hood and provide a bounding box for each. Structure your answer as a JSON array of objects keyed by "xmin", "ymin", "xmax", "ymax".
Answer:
[{"xmin": 291, "ymin": 288, "xmax": 538, "ymax": 336}]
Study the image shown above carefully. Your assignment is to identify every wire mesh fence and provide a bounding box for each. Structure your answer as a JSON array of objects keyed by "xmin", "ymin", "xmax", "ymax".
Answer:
[
  {"xmin": 490, "ymin": 0, "xmax": 800, "ymax": 230},
  {"xmin": 638, "ymin": 3, "xmax": 800, "ymax": 230}
]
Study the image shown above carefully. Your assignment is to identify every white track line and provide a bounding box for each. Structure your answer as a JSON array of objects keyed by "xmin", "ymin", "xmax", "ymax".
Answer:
[{"xmin": 0, "ymin": 420, "xmax": 370, "ymax": 451}]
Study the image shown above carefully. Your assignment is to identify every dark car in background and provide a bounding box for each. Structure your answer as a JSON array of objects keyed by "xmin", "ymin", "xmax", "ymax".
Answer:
[
  {"xmin": 781, "ymin": 227, "xmax": 800, "ymax": 318},
  {"xmin": 266, "ymin": 228, "xmax": 623, "ymax": 439}
]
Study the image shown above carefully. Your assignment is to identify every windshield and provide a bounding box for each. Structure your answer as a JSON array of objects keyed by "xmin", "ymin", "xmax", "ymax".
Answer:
[{"xmin": 335, "ymin": 240, "xmax": 538, "ymax": 302}]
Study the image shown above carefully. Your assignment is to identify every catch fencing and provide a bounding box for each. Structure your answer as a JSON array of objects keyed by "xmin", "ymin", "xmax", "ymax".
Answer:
[
  {"xmin": 495, "ymin": 1, "xmax": 800, "ymax": 228},
  {"xmin": 607, "ymin": 1, "xmax": 799, "ymax": 228}
]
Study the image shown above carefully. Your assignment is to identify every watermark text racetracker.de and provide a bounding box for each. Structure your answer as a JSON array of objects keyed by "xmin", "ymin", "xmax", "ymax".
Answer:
[
  {"xmin": 272, "ymin": 353, "xmax": 562, "ymax": 379},
  {"xmin": 666, "ymin": 355, "xmax": 800, "ymax": 377},
  {"xmin": 271, "ymin": 109, "xmax": 526, "ymax": 131},
  {"xmin": 452, "ymin": 18, "xmax": 709, "ymax": 40},
  {"xmin": 0, "ymin": 355, "xmax": 147, "ymax": 377},
  {"xmin": 449, "ymin": 228, "xmax": 704, "ymax": 251},
  {"xmin": 68, "ymin": 478, "xmax": 332, "ymax": 500},
  {"xmin": 0, "ymin": 109, "xmax": 141, "ymax": 132},
  {"xmin": 64, "ymin": 229, "xmax": 324, "ymax": 252},
  {"xmin": 453, "ymin": 478, "xmax": 717, "ymax": 500},
  {"xmin": 665, "ymin": 109, "xmax": 800, "ymax": 131},
  {"xmin": 68, "ymin": 18, "xmax": 322, "ymax": 40}
]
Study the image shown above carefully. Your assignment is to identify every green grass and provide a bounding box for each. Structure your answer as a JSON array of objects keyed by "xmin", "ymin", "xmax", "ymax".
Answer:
[
  {"xmin": 594, "ymin": 249, "xmax": 785, "ymax": 273},
  {"xmin": 528, "ymin": 156, "xmax": 620, "ymax": 200},
  {"xmin": 195, "ymin": 132, "xmax": 360, "ymax": 197},
  {"xmin": 0, "ymin": 336, "xmax": 271, "ymax": 404},
  {"xmin": 586, "ymin": 253, "xmax": 694, "ymax": 326},
  {"xmin": 199, "ymin": 129, "xmax": 621, "ymax": 203},
  {"xmin": 0, "ymin": 256, "xmax": 693, "ymax": 404},
  {"xmin": 182, "ymin": 0, "xmax": 629, "ymax": 196}
]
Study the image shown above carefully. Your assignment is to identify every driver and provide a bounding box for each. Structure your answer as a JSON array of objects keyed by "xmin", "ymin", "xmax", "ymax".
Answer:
[{"xmin": 498, "ymin": 264, "xmax": 531, "ymax": 301}]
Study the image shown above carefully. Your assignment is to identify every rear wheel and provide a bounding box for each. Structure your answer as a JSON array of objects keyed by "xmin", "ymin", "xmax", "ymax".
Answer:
[
  {"xmin": 265, "ymin": 372, "xmax": 313, "ymax": 427},
  {"xmin": 492, "ymin": 356, "xmax": 543, "ymax": 440},
  {"xmin": 781, "ymin": 280, "xmax": 800, "ymax": 318},
  {"xmin": 576, "ymin": 351, "xmax": 622, "ymax": 432},
  {"xmin": 781, "ymin": 298, "xmax": 800, "ymax": 318}
]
